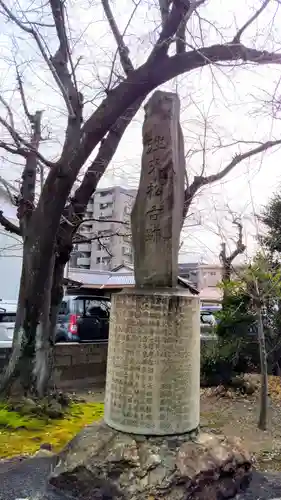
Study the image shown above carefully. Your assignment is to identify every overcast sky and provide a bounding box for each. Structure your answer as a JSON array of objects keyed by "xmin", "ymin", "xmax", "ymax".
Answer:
[{"xmin": 0, "ymin": 0, "xmax": 281, "ymax": 264}]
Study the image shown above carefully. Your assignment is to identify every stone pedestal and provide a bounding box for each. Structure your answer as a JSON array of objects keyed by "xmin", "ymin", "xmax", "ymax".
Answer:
[
  {"xmin": 50, "ymin": 422, "xmax": 252, "ymax": 500},
  {"xmin": 104, "ymin": 289, "xmax": 200, "ymax": 435}
]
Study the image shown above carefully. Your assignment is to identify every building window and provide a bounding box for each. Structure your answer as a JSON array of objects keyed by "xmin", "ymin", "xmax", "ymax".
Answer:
[
  {"xmin": 96, "ymin": 256, "xmax": 111, "ymax": 265},
  {"xmin": 100, "ymin": 190, "xmax": 112, "ymax": 197},
  {"xmin": 99, "ymin": 215, "xmax": 112, "ymax": 221},
  {"xmin": 100, "ymin": 202, "xmax": 113, "ymax": 210},
  {"xmin": 80, "ymin": 252, "xmax": 91, "ymax": 258},
  {"xmin": 122, "ymin": 246, "xmax": 132, "ymax": 256},
  {"xmin": 98, "ymin": 229, "xmax": 112, "ymax": 236},
  {"xmin": 103, "ymin": 256, "xmax": 111, "ymax": 263},
  {"xmin": 123, "ymin": 234, "xmax": 131, "ymax": 243}
]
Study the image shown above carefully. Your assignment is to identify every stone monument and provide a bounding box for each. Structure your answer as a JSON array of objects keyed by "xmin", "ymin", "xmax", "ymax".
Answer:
[
  {"xmin": 131, "ymin": 91, "xmax": 186, "ymax": 288},
  {"xmin": 49, "ymin": 91, "xmax": 252, "ymax": 499},
  {"xmin": 104, "ymin": 91, "xmax": 200, "ymax": 435}
]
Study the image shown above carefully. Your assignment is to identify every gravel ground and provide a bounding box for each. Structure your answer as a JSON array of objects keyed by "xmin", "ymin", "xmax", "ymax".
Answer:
[
  {"xmin": 1, "ymin": 457, "xmax": 281, "ymax": 500},
  {"xmin": 3, "ymin": 379, "xmax": 281, "ymax": 499}
]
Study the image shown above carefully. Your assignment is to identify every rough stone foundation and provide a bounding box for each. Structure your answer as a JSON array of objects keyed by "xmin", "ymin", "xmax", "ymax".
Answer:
[
  {"xmin": 50, "ymin": 421, "xmax": 252, "ymax": 500},
  {"xmin": 104, "ymin": 289, "xmax": 200, "ymax": 435}
]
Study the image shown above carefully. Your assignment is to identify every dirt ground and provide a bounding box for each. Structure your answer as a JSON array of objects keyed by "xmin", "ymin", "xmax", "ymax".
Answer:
[
  {"xmin": 75, "ymin": 376, "xmax": 281, "ymax": 472},
  {"xmin": 200, "ymin": 388, "xmax": 281, "ymax": 472}
]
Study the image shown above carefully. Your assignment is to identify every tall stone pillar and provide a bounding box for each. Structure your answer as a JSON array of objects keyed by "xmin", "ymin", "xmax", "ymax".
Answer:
[
  {"xmin": 105, "ymin": 90, "xmax": 201, "ymax": 436},
  {"xmin": 104, "ymin": 289, "xmax": 200, "ymax": 435}
]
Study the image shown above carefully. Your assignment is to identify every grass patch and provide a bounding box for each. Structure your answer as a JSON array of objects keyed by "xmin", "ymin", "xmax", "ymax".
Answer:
[{"xmin": 0, "ymin": 401, "xmax": 104, "ymax": 458}]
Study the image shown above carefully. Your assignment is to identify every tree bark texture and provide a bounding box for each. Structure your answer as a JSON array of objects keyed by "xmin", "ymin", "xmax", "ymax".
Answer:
[
  {"xmin": 257, "ymin": 306, "xmax": 269, "ymax": 431},
  {"xmin": 0, "ymin": 235, "xmax": 55, "ymax": 397}
]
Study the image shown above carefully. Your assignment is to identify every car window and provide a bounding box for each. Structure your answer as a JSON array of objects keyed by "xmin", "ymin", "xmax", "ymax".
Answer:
[
  {"xmin": 58, "ymin": 301, "xmax": 68, "ymax": 315},
  {"xmin": 73, "ymin": 298, "xmax": 111, "ymax": 317},
  {"xmin": 74, "ymin": 299, "xmax": 85, "ymax": 315},
  {"xmin": 0, "ymin": 314, "xmax": 16, "ymax": 323},
  {"xmin": 85, "ymin": 300, "xmax": 110, "ymax": 318}
]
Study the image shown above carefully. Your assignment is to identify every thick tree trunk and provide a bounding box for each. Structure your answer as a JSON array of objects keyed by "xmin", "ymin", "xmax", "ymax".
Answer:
[
  {"xmin": 0, "ymin": 229, "xmax": 57, "ymax": 397},
  {"xmin": 0, "ymin": 261, "xmax": 36, "ymax": 395},
  {"xmin": 222, "ymin": 264, "xmax": 231, "ymax": 283},
  {"xmin": 40, "ymin": 255, "xmax": 66, "ymax": 395},
  {"xmin": 33, "ymin": 254, "xmax": 55, "ymax": 398}
]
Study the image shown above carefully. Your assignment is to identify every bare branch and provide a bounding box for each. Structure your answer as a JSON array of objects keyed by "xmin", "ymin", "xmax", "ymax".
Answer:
[
  {"xmin": 76, "ymin": 218, "xmax": 129, "ymax": 231},
  {"xmin": 73, "ymin": 230, "xmax": 129, "ymax": 245},
  {"xmin": 49, "ymin": 0, "xmax": 83, "ymax": 161},
  {"xmin": 96, "ymin": 236, "xmax": 113, "ymax": 257},
  {"xmin": 0, "ymin": 94, "xmax": 18, "ymax": 145},
  {"xmin": 0, "ymin": 0, "xmax": 74, "ymax": 117},
  {"xmin": 0, "ymin": 141, "xmax": 29, "ymax": 159},
  {"xmin": 102, "ymin": 0, "xmax": 134, "ymax": 75},
  {"xmin": 40, "ymin": 40, "xmax": 281, "ymax": 249},
  {"xmin": 49, "ymin": 0, "xmax": 78, "ymax": 98},
  {"xmin": 176, "ymin": 0, "xmax": 206, "ymax": 54},
  {"xmin": 17, "ymin": 110, "xmax": 43, "ymax": 234},
  {"xmin": 184, "ymin": 138, "xmax": 281, "ymax": 219},
  {"xmin": 159, "ymin": 0, "xmax": 170, "ymax": 27},
  {"xmin": 70, "ymin": 97, "xmax": 143, "ymax": 220},
  {"xmin": 200, "ymin": 139, "xmax": 281, "ymax": 186},
  {"xmin": 0, "ymin": 210, "xmax": 21, "ymax": 236},
  {"xmin": 0, "ymin": 176, "xmax": 18, "ymax": 204},
  {"xmin": 233, "ymin": 0, "xmax": 271, "ymax": 44},
  {"xmin": 16, "ymin": 68, "xmax": 32, "ymax": 122},
  {"xmin": 82, "ymin": 43, "xmax": 281, "ymax": 163},
  {"xmin": 56, "ymin": 96, "xmax": 142, "ymax": 269},
  {"xmin": 219, "ymin": 217, "xmax": 246, "ymax": 283},
  {"xmin": 0, "ymin": 115, "xmax": 25, "ymax": 146},
  {"xmin": 0, "ymin": 127, "xmax": 54, "ymax": 168},
  {"xmin": 148, "ymin": 0, "xmax": 191, "ymax": 62}
]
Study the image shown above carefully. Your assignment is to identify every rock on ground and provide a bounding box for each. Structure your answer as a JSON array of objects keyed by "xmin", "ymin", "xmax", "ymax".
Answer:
[{"xmin": 49, "ymin": 421, "xmax": 252, "ymax": 500}]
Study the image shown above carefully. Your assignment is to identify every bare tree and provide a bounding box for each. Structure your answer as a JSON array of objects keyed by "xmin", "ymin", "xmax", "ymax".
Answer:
[
  {"xmin": 219, "ymin": 217, "xmax": 246, "ymax": 284},
  {"xmin": 242, "ymin": 258, "xmax": 278, "ymax": 430},
  {"xmin": 0, "ymin": 0, "xmax": 281, "ymax": 397},
  {"xmin": 254, "ymin": 279, "xmax": 268, "ymax": 431}
]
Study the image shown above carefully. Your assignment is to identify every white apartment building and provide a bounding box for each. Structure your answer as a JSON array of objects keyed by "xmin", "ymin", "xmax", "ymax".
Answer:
[
  {"xmin": 0, "ymin": 183, "xmax": 22, "ymax": 300},
  {"xmin": 74, "ymin": 186, "xmax": 136, "ymax": 271}
]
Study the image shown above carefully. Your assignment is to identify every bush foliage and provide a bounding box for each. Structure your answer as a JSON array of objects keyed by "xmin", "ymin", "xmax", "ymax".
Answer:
[{"xmin": 201, "ymin": 255, "xmax": 281, "ymax": 385}]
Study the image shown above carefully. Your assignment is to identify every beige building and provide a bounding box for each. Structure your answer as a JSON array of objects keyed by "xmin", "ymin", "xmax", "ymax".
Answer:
[
  {"xmin": 199, "ymin": 263, "xmax": 244, "ymax": 289},
  {"xmin": 199, "ymin": 263, "xmax": 245, "ymax": 303},
  {"xmin": 179, "ymin": 260, "xmax": 245, "ymax": 303},
  {"xmin": 199, "ymin": 264, "xmax": 223, "ymax": 289},
  {"xmin": 74, "ymin": 186, "xmax": 136, "ymax": 270}
]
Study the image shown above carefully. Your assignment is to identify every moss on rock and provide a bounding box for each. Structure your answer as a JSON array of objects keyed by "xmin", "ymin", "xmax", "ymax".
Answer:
[{"xmin": 0, "ymin": 401, "xmax": 104, "ymax": 458}]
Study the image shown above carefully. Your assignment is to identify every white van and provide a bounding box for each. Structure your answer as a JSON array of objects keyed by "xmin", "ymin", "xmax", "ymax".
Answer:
[{"xmin": 0, "ymin": 300, "xmax": 17, "ymax": 348}]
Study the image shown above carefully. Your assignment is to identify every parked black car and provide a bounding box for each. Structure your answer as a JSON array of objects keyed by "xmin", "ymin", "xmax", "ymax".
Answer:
[{"xmin": 55, "ymin": 295, "xmax": 111, "ymax": 343}]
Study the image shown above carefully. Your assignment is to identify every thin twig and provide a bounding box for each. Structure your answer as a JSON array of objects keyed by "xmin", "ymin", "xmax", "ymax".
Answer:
[
  {"xmin": 0, "ymin": 0, "xmax": 74, "ymax": 116},
  {"xmin": 184, "ymin": 138, "xmax": 281, "ymax": 219},
  {"xmin": 0, "ymin": 210, "xmax": 21, "ymax": 236},
  {"xmin": 232, "ymin": 0, "xmax": 271, "ymax": 43},
  {"xmin": 16, "ymin": 68, "xmax": 32, "ymax": 122},
  {"xmin": 102, "ymin": 0, "xmax": 134, "ymax": 76}
]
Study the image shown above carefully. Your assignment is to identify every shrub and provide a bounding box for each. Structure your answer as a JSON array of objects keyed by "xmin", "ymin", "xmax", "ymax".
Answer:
[{"xmin": 201, "ymin": 339, "xmax": 238, "ymax": 385}]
